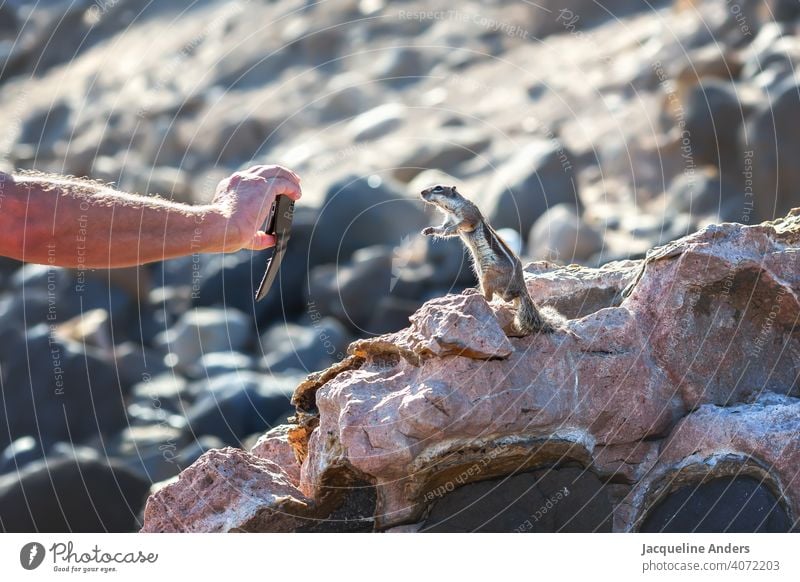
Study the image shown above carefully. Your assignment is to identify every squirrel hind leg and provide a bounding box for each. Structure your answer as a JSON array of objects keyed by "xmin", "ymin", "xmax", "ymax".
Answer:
[{"xmin": 514, "ymin": 298, "xmax": 567, "ymax": 335}]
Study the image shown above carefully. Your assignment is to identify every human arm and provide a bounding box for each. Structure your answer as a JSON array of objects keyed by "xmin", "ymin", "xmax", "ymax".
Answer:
[{"xmin": 0, "ymin": 165, "xmax": 301, "ymax": 268}]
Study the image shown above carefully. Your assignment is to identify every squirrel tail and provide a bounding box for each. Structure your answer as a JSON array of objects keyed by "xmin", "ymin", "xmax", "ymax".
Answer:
[{"xmin": 516, "ymin": 292, "xmax": 565, "ymax": 335}]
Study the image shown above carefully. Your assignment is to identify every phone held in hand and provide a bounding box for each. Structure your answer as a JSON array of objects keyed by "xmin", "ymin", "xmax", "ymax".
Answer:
[{"xmin": 255, "ymin": 195, "xmax": 295, "ymax": 302}]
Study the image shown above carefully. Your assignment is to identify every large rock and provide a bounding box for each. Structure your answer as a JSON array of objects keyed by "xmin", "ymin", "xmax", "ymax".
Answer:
[
  {"xmin": 0, "ymin": 324, "xmax": 125, "ymax": 450},
  {"xmin": 154, "ymin": 307, "xmax": 252, "ymax": 372},
  {"xmin": 745, "ymin": 78, "xmax": 800, "ymax": 220},
  {"xmin": 0, "ymin": 4, "xmax": 18, "ymax": 39},
  {"xmin": 627, "ymin": 393, "xmax": 800, "ymax": 532},
  {"xmin": 141, "ymin": 447, "xmax": 310, "ymax": 533},
  {"xmin": 0, "ymin": 437, "xmax": 43, "ymax": 475},
  {"xmin": 681, "ymin": 81, "xmax": 745, "ymax": 175},
  {"xmin": 308, "ymin": 175, "xmax": 427, "ymax": 266},
  {"xmin": 480, "ymin": 140, "xmax": 580, "ymax": 239},
  {"xmin": 666, "ymin": 167, "xmax": 745, "ymax": 224},
  {"xmin": 185, "ymin": 371, "xmax": 296, "ymax": 446},
  {"xmin": 306, "ymin": 242, "xmax": 430, "ymax": 335},
  {"xmin": 260, "ymin": 318, "xmax": 350, "ymax": 374},
  {"xmin": 392, "ymin": 129, "xmax": 492, "ymax": 183},
  {"xmin": 0, "ymin": 456, "xmax": 149, "ymax": 532},
  {"xmin": 527, "ymin": 204, "xmax": 603, "ymax": 263},
  {"xmin": 0, "ymin": 264, "xmax": 134, "ymax": 343},
  {"xmin": 523, "ymin": 0, "xmax": 650, "ymax": 38},
  {"xmin": 346, "ymin": 103, "xmax": 406, "ymax": 141},
  {"xmin": 143, "ymin": 211, "xmax": 800, "ymax": 532},
  {"xmin": 307, "ymin": 246, "xmax": 395, "ymax": 333},
  {"xmin": 422, "ymin": 467, "xmax": 613, "ymax": 532}
]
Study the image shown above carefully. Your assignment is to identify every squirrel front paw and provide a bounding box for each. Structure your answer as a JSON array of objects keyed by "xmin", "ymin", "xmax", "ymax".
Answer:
[
  {"xmin": 422, "ymin": 227, "xmax": 435, "ymax": 236},
  {"xmin": 461, "ymin": 287, "xmax": 480, "ymax": 296}
]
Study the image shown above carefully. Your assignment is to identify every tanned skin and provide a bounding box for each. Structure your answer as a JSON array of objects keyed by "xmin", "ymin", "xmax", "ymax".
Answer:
[{"xmin": 0, "ymin": 165, "xmax": 301, "ymax": 268}]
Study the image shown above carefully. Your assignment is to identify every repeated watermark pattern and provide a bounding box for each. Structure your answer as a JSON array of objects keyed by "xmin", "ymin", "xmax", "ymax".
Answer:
[
  {"xmin": 653, "ymin": 60, "xmax": 696, "ymax": 188},
  {"xmin": 136, "ymin": 1, "xmax": 251, "ymax": 118},
  {"xmin": 555, "ymin": 8, "xmax": 612, "ymax": 63},
  {"xmin": 422, "ymin": 444, "xmax": 510, "ymax": 502},
  {"xmin": 514, "ymin": 485, "xmax": 571, "ymax": 532},
  {"xmin": 397, "ymin": 9, "xmax": 531, "ymax": 39}
]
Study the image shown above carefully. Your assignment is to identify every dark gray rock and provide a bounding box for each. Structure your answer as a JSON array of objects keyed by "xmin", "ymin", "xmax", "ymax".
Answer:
[
  {"xmin": 367, "ymin": 295, "xmax": 422, "ymax": 335},
  {"xmin": 481, "ymin": 140, "xmax": 580, "ymax": 239},
  {"xmin": 49, "ymin": 442, "xmax": 100, "ymax": 461},
  {"xmin": 0, "ymin": 257, "xmax": 21, "ymax": 292},
  {"xmin": 347, "ymin": 103, "xmax": 406, "ymax": 141},
  {"xmin": 0, "ymin": 456, "xmax": 149, "ymax": 532},
  {"xmin": 682, "ymin": 81, "xmax": 746, "ymax": 175},
  {"xmin": 260, "ymin": 318, "xmax": 350, "ymax": 374},
  {"xmin": 0, "ymin": 437, "xmax": 43, "ymax": 475},
  {"xmin": 527, "ymin": 204, "xmax": 603, "ymax": 263},
  {"xmin": 666, "ymin": 169, "xmax": 745, "ymax": 224},
  {"xmin": 188, "ymin": 114, "xmax": 281, "ymax": 167},
  {"xmin": 193, "ymin": 350, "xmax": 258, "ymax": 379},
  {"xmin": 0, "ymin": 4, "xmax": 18, "ymax": 39},
  {"xmin": 130, "ymin": 372, "xmax": 188, "ymax": 413},
  {"xmin": 309, "ymin": 175, "xmax": 427, "ymax": 266},
  {"xmin": 525, "ymin": 0, "xmax": 652, "ymax": 38},
  {"xmin": 313, "ymin": 76, "xmax": 381, "ymax": 122},
  {"xmin": 185, "ymin": 371, "xmax": 295, "ymax": 446},
  {"xmin": 18, "ymin": 102, "xmax": 72, "ymax": 154},
  {"xmin": 307, "ymin": 246, "xmax": 395, "ymax": 333},
  {"xmin": 762, "ymin": 0, "xmax": 800, "ymax": 22},
  {"xmin": 111, "ymin": 425, "xmax": 189, "ymax": 483},
  {"xmin": 125, "ymin": 402, "xmax": 187, "ymax": 430},
  {"xmin": 282, "ymin": 16, "xmax": 346, "ymax": 67},
  {"xmin": 113, "ymin": 341, "xmax": 170, "ymax": 393},
  {"xmin": 0, "ymin": 324, "xmax": 125, "ymax": 450},
  {"xmin": 423, "ymin": 237, "xmax": 476, "ymax": 288},
  {"xmin": 641, "ymin": 476, "xmax": 792, "ymax": 533},
  {"xmin": 374, "ymin": 47, "xmax": 427, "ymax": 84},
  {"xmin": 1, "ymin": 264, "xmax": 134, "ymax": 343},
  {"xmin": 422, "ymin": 467, "xmax": 613, "ymax": 533},
  {"xmin": 3, "ymin": 0, "xmax": 176, "ymax": 80},
  {"xmin": 744, "ymin": 78, "xmax": 800, "ymax": 220},
  {"xmin": 393, "ymin": 129, "xmax": 492, "ymax": 183},
  {"xmin": 153, "ymin": 307, "xmax": 252, "ymax": 372},
  {"xmin": 740, "ymin": 35, "xmax": 800, "ymax": 89}
]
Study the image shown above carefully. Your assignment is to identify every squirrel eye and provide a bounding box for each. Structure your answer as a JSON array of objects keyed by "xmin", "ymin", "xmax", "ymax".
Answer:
[{"xmin": 433, "ymin": 185, "xmax": 443, "ymax": 193}]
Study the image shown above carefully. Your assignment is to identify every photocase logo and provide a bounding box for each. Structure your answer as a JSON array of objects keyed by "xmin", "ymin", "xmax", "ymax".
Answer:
[{"xmin": 19, "ymin": 542, "xmax": 45, "ymax": 570}]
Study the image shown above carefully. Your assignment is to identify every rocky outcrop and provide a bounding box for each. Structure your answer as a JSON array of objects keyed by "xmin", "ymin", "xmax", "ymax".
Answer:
[{"xmin": 141, "ymin": 211, "xmax": 800, "ymax": 532}]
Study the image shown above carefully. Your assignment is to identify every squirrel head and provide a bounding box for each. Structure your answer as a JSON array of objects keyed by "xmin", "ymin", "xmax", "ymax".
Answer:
[{"xmin": 420, "ymin": 184, "xmax": 461, "ymax": 205}]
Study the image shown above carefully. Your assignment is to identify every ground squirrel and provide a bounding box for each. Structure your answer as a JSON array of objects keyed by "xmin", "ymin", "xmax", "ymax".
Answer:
[{"xmin": 420, "ymin": 184, "xmax": 566, "ymax": 335}]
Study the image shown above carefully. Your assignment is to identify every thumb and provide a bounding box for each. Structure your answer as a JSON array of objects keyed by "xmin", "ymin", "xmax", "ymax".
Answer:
[{"xmin": 246, "ymin": 230, "xmax": 277, "ymax": 251}]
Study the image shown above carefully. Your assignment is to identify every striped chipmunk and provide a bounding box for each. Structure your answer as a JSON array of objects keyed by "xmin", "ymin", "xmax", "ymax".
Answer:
[{"xmin": 420, "ymin": 184, "xmax": 567, "ymax": 335}]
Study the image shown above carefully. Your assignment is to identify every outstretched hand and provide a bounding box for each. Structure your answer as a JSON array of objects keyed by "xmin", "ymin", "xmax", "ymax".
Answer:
[{"xmin": 211, "ymin": 165, "xmax": 302, "ymax": 252}]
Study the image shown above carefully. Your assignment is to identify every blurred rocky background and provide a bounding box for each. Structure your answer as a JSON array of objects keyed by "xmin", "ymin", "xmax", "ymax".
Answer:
[{"xmin": 0, "ymin": 0, "xmax": 798, "ymax": 531}]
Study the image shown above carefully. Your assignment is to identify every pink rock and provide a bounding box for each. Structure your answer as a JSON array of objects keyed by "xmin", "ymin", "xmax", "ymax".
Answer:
[
  {"xmin": 349, "ymin": 292, "xmax": 514, "ymax": 362},
  {"xmin": 300, "ymin": 212, "xmax": 800, "ymax": 528},
  {"xmin": 250, "ymin": 425, "xmax": 302, "ymax": 485},
  {"xmin": 141, "ymin": 211, "xmax": 800, "ymax": 533},
  {"xmin": 625, "ymin": 220, "xmax": 800, "ymax": 409},
  {"xmin": 626, "ymin": 393, "xmax": 800, "ymax": 531},
  {"xmin": 141, "ymin": 447, "xmax": 310, "ymax": 532}
]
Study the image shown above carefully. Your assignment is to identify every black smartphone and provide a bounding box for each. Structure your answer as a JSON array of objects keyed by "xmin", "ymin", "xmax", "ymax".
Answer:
[{"xmin": 254, "ymin": 195, "xmax": 295, "ymax": 301}]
